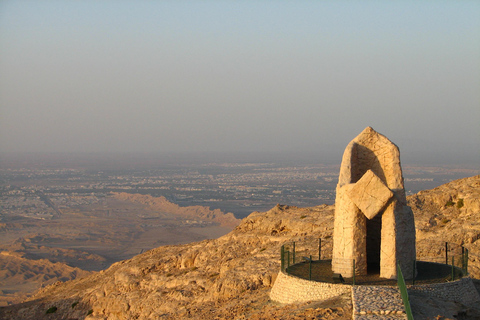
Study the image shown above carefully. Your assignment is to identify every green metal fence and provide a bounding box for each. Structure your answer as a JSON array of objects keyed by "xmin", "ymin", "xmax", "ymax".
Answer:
[
  {"xmin": 280, "ymin": 238, "xmax": 329, "ymax": 273},
  {"xmin": 280, "ymin": 239, "xmax": 471, "ymax": 285},
  {"xmin": 416, "ymin": 241, "xmax": 469, "ymax": 273},
  {"xmin": 414, "ymin": 240, "xmax": 470, "ymax": 281},
  {"xmin": 281, "ymin": 238, "xmax": 356, "ymax": 284}
]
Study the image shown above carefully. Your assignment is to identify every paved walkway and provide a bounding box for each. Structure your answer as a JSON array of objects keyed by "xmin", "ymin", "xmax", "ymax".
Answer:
[{"xmin": 352, "ymin": 286, "xmax": 407, "ymax": 319}]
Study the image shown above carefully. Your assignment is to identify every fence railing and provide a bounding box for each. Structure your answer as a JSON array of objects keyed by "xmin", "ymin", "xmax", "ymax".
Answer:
[
  {"xmin": 417, "ymin": 241, "xmax": 466, "ymax": 265},
  {"xmin": 416, "ymin": 240, "xmax": 470, "ymax": 277},
  {"xmin": 280, "ymin": 238, "xmax": 472, "ymax": 285},
  {"xmin": 281, "ymin": 238, "xmax": 329, "ymax": 272}
]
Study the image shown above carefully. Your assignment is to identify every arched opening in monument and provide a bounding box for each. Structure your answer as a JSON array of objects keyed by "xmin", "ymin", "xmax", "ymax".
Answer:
[
  {"xmin": 366, "ymin": 213, "xmax": 382, "ymax": 274},
  {"xmin": 351, "ymin": 144, "xmax": 387, "ymax": 185}
]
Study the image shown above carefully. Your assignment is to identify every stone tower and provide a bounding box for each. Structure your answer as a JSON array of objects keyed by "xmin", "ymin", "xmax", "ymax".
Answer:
[{"xmin": 332, "ymin": 127, "xmax": 416, "ymax": 279}]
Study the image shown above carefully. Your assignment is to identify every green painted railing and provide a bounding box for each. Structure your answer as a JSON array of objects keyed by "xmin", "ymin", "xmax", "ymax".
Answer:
[{"xmin": 397, "ymin": 263, "xmax": 414, "ymax": 320}]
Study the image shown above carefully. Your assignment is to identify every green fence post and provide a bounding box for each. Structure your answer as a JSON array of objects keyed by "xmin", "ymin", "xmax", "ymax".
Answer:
[
  {"xmin": 445, "ymin": 242, "xmax": 448, "ymax": 265},
  {"xmin": 287, "ymin": 250, "xmax": 290, "ymax": 272},
  {"xmin": 462, "ymin": 246, "xmax": 465, "ymax": 271},
  {"xmin": 412, "ymin": 260, "xmax": 416, "ymax": 285},
  {"xmin": 318, "ymin": 238, "xmax": 321, "ymax": 261},
  {"xmin": 281, "ymin": 245, "xmax": 284, "ymax": 271},
  {"xmin": 451, "ymin": 255, "xmax": 455, "ymax": 281},
  {"xmin": 293, "ymin": 241, "xmax": 295, "ymax": 264},
  {"xmin": 352, "ymin": 259, "xmax": 355, "ymax": 286},
  {"xmin": 309, "ymin": 255, "xmax": 312, "ymax": 280},
  {"xmin": 466, "ymin": 249, "xmax": 469, "ymax": 275}
]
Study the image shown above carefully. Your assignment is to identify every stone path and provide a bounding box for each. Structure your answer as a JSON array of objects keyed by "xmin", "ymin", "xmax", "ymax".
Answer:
[{"xmin": 352, "ymin": 286, "xmax": 407, "ymax": 319}]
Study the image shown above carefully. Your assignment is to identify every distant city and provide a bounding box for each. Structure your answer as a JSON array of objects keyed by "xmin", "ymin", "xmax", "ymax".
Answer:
[{"xmin": 1, "ymin": 153, "xmax": 479, "ymax": 219}]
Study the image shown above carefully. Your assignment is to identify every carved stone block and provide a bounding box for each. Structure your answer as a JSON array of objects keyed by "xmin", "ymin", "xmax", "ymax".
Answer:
[{"xmin": 347, "ymin": 169, "xmax": 393, "ymax": 220}]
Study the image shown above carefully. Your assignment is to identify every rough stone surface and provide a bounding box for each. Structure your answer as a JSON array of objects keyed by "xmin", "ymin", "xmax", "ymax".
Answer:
[
  {"xmin": 352, "ymin": 285, "xmax": 407, "ymax": 320},
  {"xmin": 408, "ymin": 277, "xmax": 480, "ymax": 306},
  {"xmin": 332, "ymin": 127, "xmax": 416, "ymax": 279},
  {"xmin": 269, "ymin": 271, "xmax": 351, "ymax": 304}
]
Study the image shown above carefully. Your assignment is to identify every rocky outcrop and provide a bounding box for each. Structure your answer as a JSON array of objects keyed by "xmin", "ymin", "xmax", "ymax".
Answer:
[
  {"xmin": 408, "ymin": 175, "xmax": 480, "ymax": 219},
  {"xmin": 112, "ymin": 192, "xmax": 240, "ymax": 228},
  {"xmin": 407, "ymin": 175, "xmax": 480, "ymax": 278}
]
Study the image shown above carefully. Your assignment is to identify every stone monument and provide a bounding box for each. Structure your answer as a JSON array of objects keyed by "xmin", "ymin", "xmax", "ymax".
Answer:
[{"xmin": 332, "ymin": 127, "xmax": 416, "ymax": 279}]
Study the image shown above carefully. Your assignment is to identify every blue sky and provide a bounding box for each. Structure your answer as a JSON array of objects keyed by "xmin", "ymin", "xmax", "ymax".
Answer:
[{"xmin": 1, "ymin": 1, "xmax": 479, "ymax": 164}]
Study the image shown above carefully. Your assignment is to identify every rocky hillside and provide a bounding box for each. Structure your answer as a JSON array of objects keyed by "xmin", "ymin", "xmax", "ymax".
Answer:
[
  {"xmin": 0, "ymin": 204, "xmax": 347, "ymax": 320},
  {"xmin": 112, "ymin": 192, "xmax": 240, "ymax": 228},
  {"xmin": 0, "ymin": 251, "xmax": 91, "ymax": 307},
  {"xmin": 407, "ymin": 175, "xmax": 480, "ymax": 277},
  {"xmin": 0, "ymin": 175, "xmax": 479, "ymax": 319}
]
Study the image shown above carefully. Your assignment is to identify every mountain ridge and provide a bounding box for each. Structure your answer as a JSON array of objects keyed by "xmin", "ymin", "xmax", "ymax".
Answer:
[{"xmin": 112, "ymin": 192, "xmax": 240, "ymax": 228}]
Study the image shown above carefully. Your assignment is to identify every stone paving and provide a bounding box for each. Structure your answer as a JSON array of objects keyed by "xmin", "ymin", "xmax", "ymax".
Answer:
[
  {"xmin": 355, "ymin": 316, "xmax": 406, "ymax": 320},
  {"xmin": 352, "ymin": 285, "xmax": 407, "ymax": 320}
]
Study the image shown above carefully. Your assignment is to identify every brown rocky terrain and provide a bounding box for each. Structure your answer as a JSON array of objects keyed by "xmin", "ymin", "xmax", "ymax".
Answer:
[{"xmin": 0, "ymin": 175, "xmax": 479, "ymax": 319}]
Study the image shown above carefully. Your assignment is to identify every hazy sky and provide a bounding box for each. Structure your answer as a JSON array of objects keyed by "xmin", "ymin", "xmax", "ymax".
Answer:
[{"xmin": 1, "ymin": 1, "xmax": 479, "ymax": 164}]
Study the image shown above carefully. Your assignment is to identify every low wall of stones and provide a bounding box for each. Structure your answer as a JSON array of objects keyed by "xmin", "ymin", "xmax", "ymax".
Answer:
[
  {"xmin": 269, "ymin": 271, "xmax": 351, "ymax": 304},
  {"xmin": 270, "ymin": 269, "xmax": 480, "ymax": 307},
  {"xmin": 408, "ymin": 277, "xmax": 480, "ymax": 306}
]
